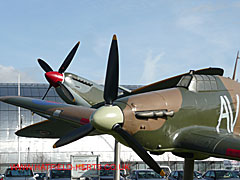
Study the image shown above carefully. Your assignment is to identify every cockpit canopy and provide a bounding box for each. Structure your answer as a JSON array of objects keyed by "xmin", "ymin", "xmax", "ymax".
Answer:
[{"xmin": 176, "ymin": 74, "xmax": 218, "ymax": 92}]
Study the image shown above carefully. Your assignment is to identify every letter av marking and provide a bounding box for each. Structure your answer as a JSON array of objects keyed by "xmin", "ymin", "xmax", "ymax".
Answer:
[{"xmin": 216, "ymin": 94, "xmax": 239, "ymax": 133}]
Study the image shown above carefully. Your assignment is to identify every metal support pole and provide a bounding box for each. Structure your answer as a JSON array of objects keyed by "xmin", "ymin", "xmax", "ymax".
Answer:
[
  {"xmin": 17, "ymin": 136, "xmax": 20, "ymax": 166},
  {"xmin": 114, "ymin": 140, "xmax": 120, "ymax": 180},
  {"xmin": 18, "ymin": 74, "xmax": 21, "ymax": 166},
  {"xmin": 183, "ymin": 158, "xmax": 194, "ymax": 180}
]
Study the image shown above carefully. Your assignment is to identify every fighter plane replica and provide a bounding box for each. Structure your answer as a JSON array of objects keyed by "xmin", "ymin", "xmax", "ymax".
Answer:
[
  {"xmin": 1, "ymin": 35, "xmax": 240, "ymax": 180},
  {"xmin": 37, "ymin": 42, "xmax": 132, "ymax": 107},
  {"xmin": 37, "ymin": 42, "xmax": 104, "ymax": 107}
]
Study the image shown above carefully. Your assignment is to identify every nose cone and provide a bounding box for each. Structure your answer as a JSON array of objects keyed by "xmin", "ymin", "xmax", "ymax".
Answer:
[
  {"xmin": 90, "ymin": 105, "xmax": 124, "ymax": 132},
  {"xmin": 45, "ymin": 71, "xmax": 63, "ymax": 87}
]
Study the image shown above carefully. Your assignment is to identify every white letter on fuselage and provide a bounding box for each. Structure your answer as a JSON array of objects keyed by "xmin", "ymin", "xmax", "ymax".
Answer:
[{"xmin": 216, "ymin": 94, "xmax": 239, "ymax": 133}]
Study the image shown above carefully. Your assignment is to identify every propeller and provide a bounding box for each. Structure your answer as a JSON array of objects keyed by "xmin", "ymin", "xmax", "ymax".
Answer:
[
  {"xmin": 57, "ymin": 81, "xmax": 75, "ymax": 102},
  {"xmin": 54, "ymin": 123, "xmax": 94, "ymax": 148},
  {"xmin": 53, "ymin": 35, "xmax": 164, "ymax": 175},
  {"xmin": 104, "ymin": 34, "xmax": 119, "ymax": 104},
  {"xmin": 42, "ymin": 85, "xmax": 52, "ymax": 100},
  {"xmin": 38, "ymin": 42, "xmax": 80, "ymax": 101},
  {"xmin": 38, "ymin": 59, "xmax": 53, "ymax": 72},
  {"xmin": 113, "ymin": 124, "xmax": 164, "ymax": 175}
]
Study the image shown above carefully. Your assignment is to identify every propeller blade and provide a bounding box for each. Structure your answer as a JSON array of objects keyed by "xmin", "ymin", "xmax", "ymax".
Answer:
[
  {"xmin": 57, "ymin": 82, "xmax": 75, "ymax": 102},
  {"xmin": 53, "ymin": 123, "xmax": 95, "ymax": 148},
  {"xmin": 104, "ymin": 35, "xmax": 119, "ymax": 104},
  {"xmin": 58, "ymin": 42, "xmax": 80, "ymax": 73},
  {"xmin": 113, "ymin": 124, "xmax": 164, "ymax": 176},
  {"xmin": 38, "ymin": 59, "xmax": 53, "ymax": 72},
  {"xmin": 42, "ymin": 85, "xmax": 52, "ymax": 100}
]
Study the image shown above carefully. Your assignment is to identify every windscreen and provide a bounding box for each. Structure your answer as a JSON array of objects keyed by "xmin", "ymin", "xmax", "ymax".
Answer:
[
  {"xmin": 137, "ymin": 171, "xmax": 163, "ymax": 179},
  {"xmin": 51, "ymin": 169, "xmax": 71, "ymax": 178},
  {"xmin": 6, "ymin": 169, "xmax": 33, "ymax": 177}
]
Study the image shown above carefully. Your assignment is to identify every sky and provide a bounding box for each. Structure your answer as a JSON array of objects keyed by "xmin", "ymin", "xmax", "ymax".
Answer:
[{"xmin": 0, "ymin": 1, "xmax": 240, "ymax": 85}]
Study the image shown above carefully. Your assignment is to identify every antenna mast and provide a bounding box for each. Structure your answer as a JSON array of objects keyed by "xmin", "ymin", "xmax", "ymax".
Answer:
[{"xmin": 232, "ymin": 50, "xmax": 240, "ymax": 80}]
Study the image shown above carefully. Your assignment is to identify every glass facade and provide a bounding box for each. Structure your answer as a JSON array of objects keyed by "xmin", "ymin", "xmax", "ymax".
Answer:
[
  {"xmin": 0, "ymin": 83, "xmax": 144, "ymax": 173},
  {"xmin": 0, "ymin": 83, "xmax": 66, "ymax": 173}
]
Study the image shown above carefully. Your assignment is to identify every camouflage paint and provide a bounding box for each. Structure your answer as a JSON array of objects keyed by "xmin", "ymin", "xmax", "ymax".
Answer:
[
  {"xmin": 112, "ymin": 75, "xmax": 240, "ymax": 161},
  {"xmin": 3, "ymin": 74, "xmax": 240, "ymax": 161}
]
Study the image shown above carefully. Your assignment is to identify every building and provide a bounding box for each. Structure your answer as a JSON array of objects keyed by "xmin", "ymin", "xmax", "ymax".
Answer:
[
  {"xmin": 0, "ymin": 83, "xmax": 148, "ymax": 172},
  {"xmin": 0, "ymin": 83, "xmax": 230, "ymax": 173}
]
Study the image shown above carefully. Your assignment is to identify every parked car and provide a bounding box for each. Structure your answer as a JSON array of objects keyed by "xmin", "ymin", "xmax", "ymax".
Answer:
[
  {"xmin": 34, "ymin": 172, "xmax": 47, "ymax": 180},
  {"xmin": 167, "ymin": 170, "xmax": 204, "ymax": 180},
  {"xmin": 3, "ymin": 168, "xmax": 37, "ymax": 180},
  {"xmin": 127, "ymin": 169, "xmax": 165, "ymax": 180},
  {"xmin": 81, "ymin": 165, "xmax": 125, "ymax": 180},
  {"xmin": 203, "ymin": 170, "xmax": 239, "ymax": 180},
  {"xmin": 48, "ymin": 169, "xmax": 71, "ymax": 180},
  {"xmin": 195, "ymin": 171, "xmax": 203, "ymax": 179},
  {"xmin": 232, "ymin": 170, "xmax": 240, "ymax": 177},
  {"xmin": 99, "ymin": 166, "xmax": 125, "ymax": 180}
]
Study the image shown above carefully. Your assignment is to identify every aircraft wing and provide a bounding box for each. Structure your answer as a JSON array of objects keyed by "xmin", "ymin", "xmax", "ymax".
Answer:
[
  {"xmin": 173, "ymin": 126, "xmax": 240, "ymax": 160},
  {"xmin": 16, "ymin": 119, "xmax": 79, "ymax": 138},
  {"xmin": 131, "ymin": 67, "xmax": 224, "ymax": 95},
  {"xmin": 0, "ymin": 96, "xmax": 98, "ymax": 138}
]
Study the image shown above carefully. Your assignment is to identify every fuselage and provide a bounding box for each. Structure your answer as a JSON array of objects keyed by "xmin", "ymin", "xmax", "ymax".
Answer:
[
  {"xmin": 41, "ymin": 70, "xmax": 240, "ymax": 160},
  {"xmin": 113, "ymin": 74, "xmax": 240, "ymax": 159},
  {"xmin": 56, "ymin": 72, "xmax": 104, "ymax": 106}
]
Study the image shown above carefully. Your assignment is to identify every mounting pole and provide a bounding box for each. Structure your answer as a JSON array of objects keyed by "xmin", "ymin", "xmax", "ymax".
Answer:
[
  {"xmin": 114, "ymin": 140, "xmax": 120, "ymax": 180},
  {"xmin": 18, "ymin": 74, "xmax": 21, "ymax": 166},
  {"xmin": 183, "ymin": 158, "xmax": 194, "ymax": 180},
  {"xmin": 232, "ymin": 51, "xmax": 239, "ymax": 80}
]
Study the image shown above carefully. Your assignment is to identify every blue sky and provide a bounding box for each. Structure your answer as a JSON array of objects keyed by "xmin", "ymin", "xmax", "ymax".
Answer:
[{"xmin": 0, "ymin": 1, "xmax": 240, "ymax": 84}]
